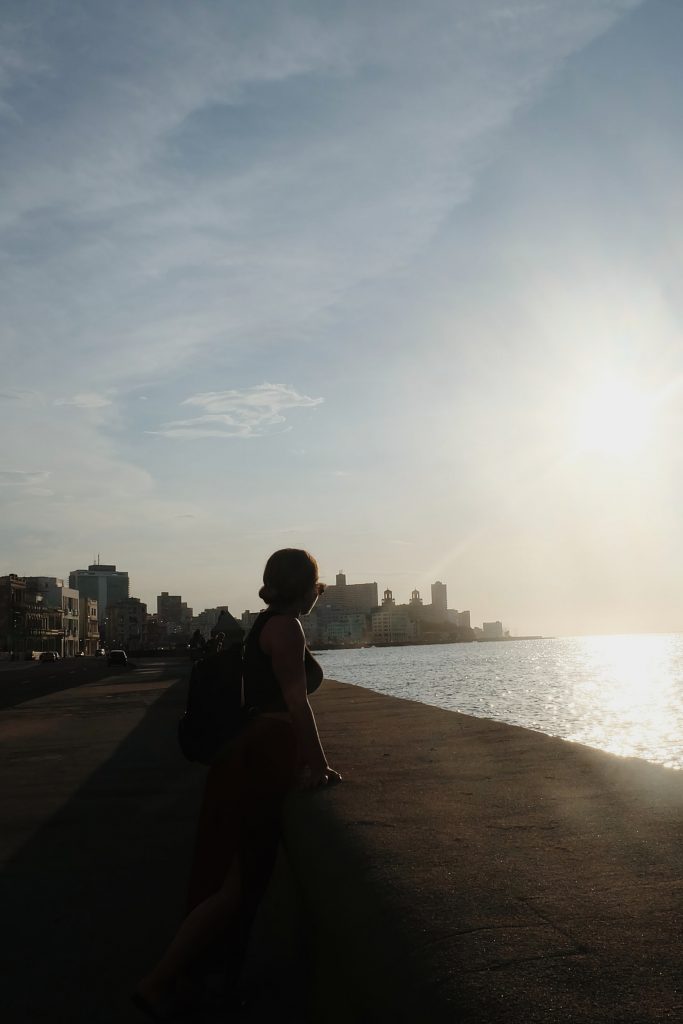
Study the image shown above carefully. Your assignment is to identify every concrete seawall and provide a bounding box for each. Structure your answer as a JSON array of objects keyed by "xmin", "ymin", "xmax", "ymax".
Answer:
[{"xmin": 281, "ymin": 679, "xmax": 683, "ymax": 1023}]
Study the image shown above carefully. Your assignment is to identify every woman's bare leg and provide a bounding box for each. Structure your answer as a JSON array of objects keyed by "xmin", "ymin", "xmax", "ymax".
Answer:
[{"xmin": 136, "ymin": 856, "xmax": 241, "ymax": 1007}]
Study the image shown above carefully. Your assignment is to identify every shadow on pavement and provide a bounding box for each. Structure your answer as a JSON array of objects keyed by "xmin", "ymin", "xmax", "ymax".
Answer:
[
  {"xmin": 0, "ymin": 657, "xmax": 193, "ymax": 711},
  {"xmin": 2, "ymin": 678, "xmax": 204, "ymax": 1022},
  {"xmin": 2, "ymin": 672, "xmax": 310, "ymax": 1023}
]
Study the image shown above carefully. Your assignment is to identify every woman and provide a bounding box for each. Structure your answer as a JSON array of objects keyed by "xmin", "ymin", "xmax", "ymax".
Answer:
[{"xmin": 134, "ymin": 549, "xmax": 341, "ymax": 1020}]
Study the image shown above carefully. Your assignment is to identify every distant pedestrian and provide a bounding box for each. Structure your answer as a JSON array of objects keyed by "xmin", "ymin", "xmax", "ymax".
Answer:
[
  {"xmin": 189, "ymin": 630, "xmax": 205, "ymax": 663},
  {"xmin": 190, "ymin": 629, "xmax": 205, "ymax": 651},
  {"xmin": 133, "ymin": 549, "xmax": 341, "ymax": 1020},
  {"xmin": 203, "ymin": 631, "xmax": 225, "ymax": 657}
]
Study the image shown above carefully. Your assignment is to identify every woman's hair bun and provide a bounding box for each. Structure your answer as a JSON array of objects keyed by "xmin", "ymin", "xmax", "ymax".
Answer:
[{"xmin": 260, "ymin": 549, "xmax": 319, "ymax": 606}]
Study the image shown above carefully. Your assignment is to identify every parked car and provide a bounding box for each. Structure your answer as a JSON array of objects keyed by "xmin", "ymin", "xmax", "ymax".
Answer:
[
  {"xmin": 39, "ymin": 651, "xmax": 60, "ymax": 662},
  {"xmin": 107, "ymin": 649, "xmax": 128, "ymax": 667},
  {"xmin": 94, "ymin": 648, "xmax": 106, "ymax": 657}
]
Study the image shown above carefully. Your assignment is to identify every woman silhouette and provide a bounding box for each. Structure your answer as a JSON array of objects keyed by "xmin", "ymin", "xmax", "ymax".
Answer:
[{"xmin": 134, "ymin": 549, "xmax": 341, "ymax": 1019}]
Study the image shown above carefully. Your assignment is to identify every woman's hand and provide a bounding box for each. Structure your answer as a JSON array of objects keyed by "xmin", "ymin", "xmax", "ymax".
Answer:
[{"xmin": 301, "ymin": 765, "xmax": 343, "ymax": 789}]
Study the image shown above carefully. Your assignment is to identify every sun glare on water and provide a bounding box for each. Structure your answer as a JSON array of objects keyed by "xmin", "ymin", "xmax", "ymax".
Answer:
[
  {"xmin": 566, "ymin": 634, "xmax": 681, "ymax": 767},
  {"xmin": 574, "ymin": 379, "xmax": 655, "ymax": 458}
]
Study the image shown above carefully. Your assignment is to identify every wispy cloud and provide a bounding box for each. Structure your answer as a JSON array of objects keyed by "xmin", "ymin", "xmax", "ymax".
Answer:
[
  {"xmin": 1, "ymin": 1, "xmax": 640, "ymax": 392},
  {"xmin": 0, "ymin": 27, "xmax": 47, "ymax": 121},
  {"xmin": 0, "ymin": 390, "xmax": 36, "ymax": 402},
  {"xmin": 0, "ymin": 470, "xmax": 51, "ymax": 486},
  {"xmin": 54, "ymin": 393, "xmax": 113, "ymax": 409},
  {"xmin": 154, "ymin": 383, "xmax": 324, "ymax": 439}
]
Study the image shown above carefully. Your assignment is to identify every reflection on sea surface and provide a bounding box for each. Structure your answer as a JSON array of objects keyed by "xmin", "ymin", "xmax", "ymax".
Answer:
[{"xmin": 318, "ymin": 634, "xmax": 683, "ymax": 770}]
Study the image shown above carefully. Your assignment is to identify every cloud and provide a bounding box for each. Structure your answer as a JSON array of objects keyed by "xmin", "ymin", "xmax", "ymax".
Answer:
[
  {"xmin": 0, "ymin": 1, "xmax": 641, "ymax": 394},
  {"xmin": 153, "ymin": 383, "xmax": 324, "ymax": 439},
  {"xmin": 0, "ymin": 389, "xmax": 36, "ymax": 402},
  {"xmin": 54, "ymin": 393, "xmax": 113, "ymax": 409},
  {"xmin": 0, "ymin": 26, "xmax": 47, "ymax": 121},
  {"xmin": 0, "ymin": 470, "xmax": 51, "ymax": 486}
]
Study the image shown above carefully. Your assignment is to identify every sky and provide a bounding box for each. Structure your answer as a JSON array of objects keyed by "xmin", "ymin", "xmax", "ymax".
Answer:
[{"xmin": 2, "ymin": 0, "xmax": 682, "ymax": 637}]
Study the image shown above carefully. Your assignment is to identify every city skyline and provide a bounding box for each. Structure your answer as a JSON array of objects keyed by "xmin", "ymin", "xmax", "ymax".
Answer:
[
  {"xmin": 2, "ymin": 561, "xmax": 489, "ymax": 631},
  {"xmin": 2, "ymin": 2, "xmax": 683, "ymax": 639},
  {"xmin": 0, "ymin": 554, "xmax": 675, "ymax": 640}
]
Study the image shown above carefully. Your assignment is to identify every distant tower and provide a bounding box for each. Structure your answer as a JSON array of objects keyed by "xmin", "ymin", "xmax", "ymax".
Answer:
[
  {"xmin": 336, "ymin": 571, "xmax": 347, "ymax": 586},
  {"xmin": 431, "ymin": 581, "xmax": 447, "ymax": 621},
  {"xmin": 69, "ymin": 562, "xmax": 130, "ymax": 625},
  {"xmin": 382, "ymin": 588, "xmax": 395, "ymax": 607},
  {"xmin": 409, "ymin": 589, "xmax": 423, "ymax": 606}
]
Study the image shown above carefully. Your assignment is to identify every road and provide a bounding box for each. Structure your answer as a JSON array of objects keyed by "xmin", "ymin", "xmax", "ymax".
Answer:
[{"xmin": 0, "ymin": 655, "xmax": 140, "ymax": 709}]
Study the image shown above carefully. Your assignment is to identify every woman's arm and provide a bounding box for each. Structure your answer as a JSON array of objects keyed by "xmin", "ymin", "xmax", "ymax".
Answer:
[{"xmin": 263, "ymin": 616, "xmax": 341, "ymax": 787}]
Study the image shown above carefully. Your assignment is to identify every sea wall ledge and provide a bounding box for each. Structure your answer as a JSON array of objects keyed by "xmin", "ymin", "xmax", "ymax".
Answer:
[{"xmin": 282, "ymin": 680, "xmax": 683, "ymax": 1023}]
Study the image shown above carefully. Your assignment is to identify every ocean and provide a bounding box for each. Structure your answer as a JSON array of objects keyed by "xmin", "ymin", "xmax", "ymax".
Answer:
[{"xmin": 315, "ymin": 633, "xmax": 683, "ymax": 770}]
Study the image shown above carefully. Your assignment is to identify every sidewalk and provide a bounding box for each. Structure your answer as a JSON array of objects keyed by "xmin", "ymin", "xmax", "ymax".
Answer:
[
  {"xmin": 3, "ymin": 665, "xmax": 681, "ymax": 1022},
  {"xmin": 0, "ymin": 660, "xmax": 307, "ymax": 1023},
  {"xmin": 293, "ymin": 680, "xmax": 683, "ymax": 1022}
]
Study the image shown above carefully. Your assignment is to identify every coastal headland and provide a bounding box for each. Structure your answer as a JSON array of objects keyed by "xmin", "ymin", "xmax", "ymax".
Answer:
[{"xmin": 1, "ymin": 659, "xmax": 680, "ymax": 1022}]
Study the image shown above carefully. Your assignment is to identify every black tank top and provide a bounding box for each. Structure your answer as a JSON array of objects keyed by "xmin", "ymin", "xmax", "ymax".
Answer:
[{"xmin": 243, "ymin": 608, "xmax": 323, "ymax": 713}]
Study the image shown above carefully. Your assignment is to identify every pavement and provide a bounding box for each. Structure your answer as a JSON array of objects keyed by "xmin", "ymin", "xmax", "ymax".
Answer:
[
  {"xmin": 0, "ymin": 658, "xmax": 308, "ymax": 1024},
  {"xmin": 292, "ymin": 680, "xmax": 683, "ymax": 1023},
  {"xmin": 2, "ymin": 661, "xmax": 682, "ymax": 1023}
]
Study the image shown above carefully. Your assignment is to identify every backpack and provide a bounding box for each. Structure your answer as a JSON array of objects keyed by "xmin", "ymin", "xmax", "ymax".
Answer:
[{"xmin": 178, "ymin": 641, "xmax": 247, "ymax": 764}]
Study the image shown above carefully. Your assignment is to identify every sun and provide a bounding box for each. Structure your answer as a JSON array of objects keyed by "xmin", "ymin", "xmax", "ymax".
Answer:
[{"xmin": 574, "ymin": 379, "xmax": 655, "ymax": 457}]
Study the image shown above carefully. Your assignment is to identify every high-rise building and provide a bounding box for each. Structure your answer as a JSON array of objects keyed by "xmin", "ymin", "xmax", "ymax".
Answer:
[
  {"xmin": 69, "ymin": 563, "xmax": 129, "ymax": 625},
  {"xmin": 450, "ymin": 609, "xmax": 471, "ymax": 629},
  {"xmin": 431, "ymin": 581, "xmax": 448, "ymax": 621},
  {"xmin": 482, "ymin": 620, "xmax": 504, "ymax": 640},
  {"xmin": 157, "ymin": 592, "xmax": 193, "ymax": 639},
  {"xmin": 157, "ymin": 592, "xmax": 183, "ymax": 623},
  {"xmin": 371, "ymin": 597, "xmax": 417, "ymax": 644},
  {"xmin": 306, "ymin": 572, "xmax": 377, "ymax": 646},
  {"xmin": 316, "ymin": 571, "xmax": 378, "ymax": 614}
]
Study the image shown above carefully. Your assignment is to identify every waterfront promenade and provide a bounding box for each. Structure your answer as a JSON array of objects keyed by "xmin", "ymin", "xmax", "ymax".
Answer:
[
  {"xmin": 299, "ymin": 682, "xmax": 682, "ymax": 1022},
  {"xmin": 1, "ymin": 659, "xmax": 681, "ymax": 1021},
  {"xmin": 1, "ymin": 658, "xmax": 306, "ymax": 1022}
]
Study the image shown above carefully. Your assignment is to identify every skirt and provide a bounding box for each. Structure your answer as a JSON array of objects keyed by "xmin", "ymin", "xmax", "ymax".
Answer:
[{"xmin": 186, "ymin": 715, "xmax": 299, "ymax": 916}]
